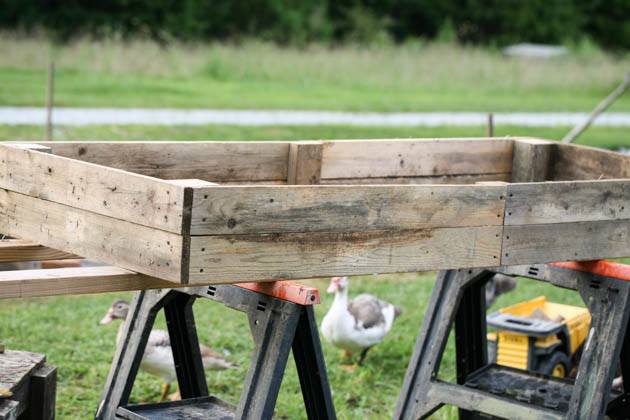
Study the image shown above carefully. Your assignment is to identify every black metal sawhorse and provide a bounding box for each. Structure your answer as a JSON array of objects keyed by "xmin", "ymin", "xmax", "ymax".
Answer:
[
  {"xmin": 95, "ymin": 281, "xmax": 336, "ymax": 420},
  {"xmin": 394, "ymin": 261, "xmax": 630, "ymax": 420}
]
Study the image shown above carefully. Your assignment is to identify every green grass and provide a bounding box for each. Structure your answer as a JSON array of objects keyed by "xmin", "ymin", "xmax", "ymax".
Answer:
[
  {"xmin": 0, "ymin": 273, "xmax": 579, "ymax": 419},
  {"xmin": 1, "ymin": 36, "xmax": 630, "ymax": 111},
  {"xmin": 0, "ymin": 123, "xmax": 627, "ymax": 149}
]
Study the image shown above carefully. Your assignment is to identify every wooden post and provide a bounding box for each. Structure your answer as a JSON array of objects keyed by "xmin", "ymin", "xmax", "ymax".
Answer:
[
  {"xmin": 287, "ymin": 141, "xmax": 323, "ymax": 185},
  {"xmin": 45, "ymin": 62, "xmax": 55, "ymax": 141},
  {"xmin": 486, "ymin": 113, "xmax": 494, "ymax": 137},
  {"xmin": 562, "ymin": 72, "xmax": 630, "ymax": 144},
  {"xmin": 511, "ymin": 138, "xmax": 555, "ymax": 182}
]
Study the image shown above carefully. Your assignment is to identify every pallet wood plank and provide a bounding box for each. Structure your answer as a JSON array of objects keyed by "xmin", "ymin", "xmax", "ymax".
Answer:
[
  {"xmin": 502, "ymin": 219, "xmax": 630, "ymax": 265},
  {"xmin": 0, "ymin": 239, "xmax": 78, "ymax": 263},
  {"xmin": 505, "ymin": 180, "xmax": 630, "ymax": 225},
  {"xmin": 0, "ymin": 144, "xmax": 186, "ymax": 233},
  {"xmin": 35, "ymin": 141, "xmax": 290, "ymax": 182},
  {"xmin": 0, "ymin": 189, "xmax": 184, "ymax": 282},
  {"xmin": 510, "ymin": 138, "xmax": 554, "ymax": 182},
  {"xmin": 188, "ymin": 226, "xmax": 503, "ymax": 283},
  {"xmin": 190, "ymin": 184, "xmax": 506, "ymax": 235},
  {"xmin": 287, "ymin": 141, "xmax": 323, "ymax": 185},
  {"xmin": 0, "ymin": 266, "xmax": 174, "ymax": 299},
  {"xmin": 320, "ymin": 173, "xmax": 511, "ymax": 185},
  {"xmin": 320, "ymin": 139, "xmax": 513, "ymax": 179},
  {"xmin": 552, "ymin": 143, "xmax": 630, "ymax": 180}
]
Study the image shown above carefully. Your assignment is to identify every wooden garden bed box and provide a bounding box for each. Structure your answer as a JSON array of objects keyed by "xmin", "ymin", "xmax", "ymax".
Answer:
[{"xmin": 0, "ymin": 138, "xmax": 628, "ymax": 285}]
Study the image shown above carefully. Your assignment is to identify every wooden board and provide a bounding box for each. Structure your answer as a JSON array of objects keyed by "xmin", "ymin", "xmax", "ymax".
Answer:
[
  {"xmin": 188, "ymin": 226, "xmax": 503, "ymax": 283},
  {"xmin": 0, "ymin": 266, "xmax": 175, "ymax": 299},
  {"xmin": 0, "ymin": 239, "xmax": 78, "ymax": 263},
  {"xmin": 37, "ymin": 141, "xmax": 290, "ymax": 182},
  {"xmin": 0, "ymin": 144, "xmax": 186, "ymax": 233},
  {"xmin": 552, "ymin": 143, "xmax": 630, "ymax": 181},
  {"xmin": 189, "ymin": 184, "xmax": 506, "ymax": 235},
  {"xmin": 505, "ymin": 180, "xmax": 630, "ymax": 225},
  {"xmin": 320, "ymin": 139, "xmax": 513, "ymax": 180},
  {"xmin": 0, "ymin": 189, "xmax": 185, "ymax": 283},
  {"xmin": 287, "ymin": 141, "xmax": 323, "ymax": 185},
  {"xmin": 320, "ymin": 173, "xmax": 511, "ymax": 185},
  {"xmin": 510, "ymin": 138, "xmax": 554, "ymax": 182},
  {"xmin": 502, "ymin": 219, "xmax": 630, "ymax": 265}
]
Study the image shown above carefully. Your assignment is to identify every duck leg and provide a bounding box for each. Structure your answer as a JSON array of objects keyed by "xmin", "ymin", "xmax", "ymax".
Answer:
[
  {"xmin": 357, "ymin": 347, "xmax": 371, "ymax": 366},
  {"xmin": 159, "ymin": 383, "xmax": 170, "ymax": 402}
]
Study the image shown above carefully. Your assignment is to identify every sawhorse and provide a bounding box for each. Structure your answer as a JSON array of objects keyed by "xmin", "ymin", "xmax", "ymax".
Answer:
[
  {"xmin": 95, "ymin": 281, "xmax": 336, "ymax": 420},
  {"xmin": 395, "ymin": 261, "xmax": 630, "ymax": 419}
]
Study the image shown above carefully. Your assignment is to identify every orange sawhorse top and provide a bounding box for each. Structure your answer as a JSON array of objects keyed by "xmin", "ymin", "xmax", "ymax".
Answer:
[{"xmin": 551, "ymin": 260, "xmax": 630, "ymax": 282}]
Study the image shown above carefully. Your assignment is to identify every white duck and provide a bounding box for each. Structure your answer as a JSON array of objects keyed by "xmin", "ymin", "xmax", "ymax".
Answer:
[
  {"xmin": 100, "ymin": 299, "xmax": 237, "ymax": 400},
  {"xmin": 321, "ymin": 276, "xmax": 402, "ymax": 365}
]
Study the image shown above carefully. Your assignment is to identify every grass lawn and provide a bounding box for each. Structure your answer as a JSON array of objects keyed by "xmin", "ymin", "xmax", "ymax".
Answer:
[
  {"xmin": 1, "ymin": 36, "xmax": 630, "ymax": 112},
  {"xmin": 0, "ymin": 123, "xmax": 628, "ymax": 149},
  {"xmin": 0, "ymin": 273, "xmax": 581, "ymax": 419}
]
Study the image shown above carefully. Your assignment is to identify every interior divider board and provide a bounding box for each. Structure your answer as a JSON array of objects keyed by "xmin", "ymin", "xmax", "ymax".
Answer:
[
  {"xmin": 551, "ymin": 143, "xmax": 630, "ymax": 181},
  {"xmin": 0, "ymin": 239, "xmax": 79, "ymax": 263},
  {"xmin": 0, "ymin": 144, "xmax": 187, "ymax": 233},
  {"xmin": 0, "ymin": 266, "xmax": 175, "ymax": 299},
  {"xmin": 187, "ymin": 226, "xmax": 504, "ymax": 283},
  {"xmin": 189, "ymin": 184, "xmax": 507, "ymax": 235},
  {"xmin": 320, "ymin": 138, "xmax": 514, "ymax": 179},
  {"xmin": 35, "ymin": 141, "xmax": 291, "ymax": 182},
  {"xmin": 501, "ymin": 219, "xmax": 630, "ymax": 265},
  {"xmin": 287, "ymin": 141, "xmax": 323, "ymax": 185},
  {"xmin": 505, "ymin": 180, "xmax": 630, "ymax": 225},
  {"xmin": 0, "ymin": 189, "xmax": 185, "ymax": 283},
  {"xmin": 320, "ymin": 173, "xmax": 511, "ymax": 185}
]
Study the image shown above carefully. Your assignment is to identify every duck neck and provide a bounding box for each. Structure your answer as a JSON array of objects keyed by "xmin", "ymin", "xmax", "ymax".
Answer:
[{"xmin": 332, "ymin": 287, "xmax": 348, "ymax": 310}]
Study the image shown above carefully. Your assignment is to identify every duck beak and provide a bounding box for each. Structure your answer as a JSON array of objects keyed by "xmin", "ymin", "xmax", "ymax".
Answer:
[{"xmin": 99, "ymin": 309, "xmax": 114, "ymax": 325}]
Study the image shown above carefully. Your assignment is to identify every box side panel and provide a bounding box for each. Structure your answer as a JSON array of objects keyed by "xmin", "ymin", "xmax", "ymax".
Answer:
[
  {"xmin": 190, "ymin": 184, "xmax": 506, "ymax": 235},
  {"xmin": 0, "ymin": 144, "xmax": 186, "ymax": 233},
  {"xmin": 505, "ymin": 180, "xmax": 630, "ymax": 225},
  {"xmin": 188, "ymin": 226, "xmax": 503, "ymax": 283},
  {"xmin": 551, "ymin": 143, "xmax": 630, "ymax": 181},
  {"xmin": 38, "ymin": 141, "xmax": 290, "ymax": 182},
  {"xmin": 0, "ymin": 189, "xmax": 184, "ymax": 282},
  {"xmin": 320, "ymin": 139, "xmax": 513, "ymax": 180},
  {"xmin": 502, "ymin": 220, "xmax": 630, "ymax": 265}
]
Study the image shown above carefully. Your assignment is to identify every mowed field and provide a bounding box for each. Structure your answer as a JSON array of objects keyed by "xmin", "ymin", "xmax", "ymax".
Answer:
[
  {"xmin": 0, "ymin": 36, "xmax": 628, "ymax": 419},
  {"xmin": 1, "ymin": 36, "xmax": 630, "ymax": 112}
]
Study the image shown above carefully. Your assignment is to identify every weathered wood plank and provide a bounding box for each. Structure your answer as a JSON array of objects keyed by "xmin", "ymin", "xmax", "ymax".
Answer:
[
  {"xmin": 188, "ymin": 226, "xmax": 503, "ymax": 283},
  {"xmin": 36, "ymin": 141, "xmax": 290, "ymax": 182},
  {"xmin": 0, "ymin": 266, "xmax": 175, "ymax": 299},
  {"xmin": 505, "ymin": 180, "xmax": 630, "ymax": 225},
  {"xmin": 287, "ymin": 141, "xmax": 323, "ymax": 185},
  {"xmin": 510, "ymin": 138, "xmax": 555, "ymax": 182},
  {"xmin": 190, "ymin": 184, "xmax": 506, "ymax": 235},
  {"xmin": 502, "ymin": 219, "xmax": 630, "ymax": 265},
  {"xmin": 320, "ymin": 139, "xmax": 513, "ymax": 179},
  {"xmin": 320, "ymin": 173, "xmax": 512, "ymax": 185},
  {"xmin": 0, "ymin": 144, "xmax": 186, "ymax": 233},
  {"xmin": 0, "ymin": 240, "xmax": 78, "ymax": 263},
  {"xmin": 551, "ymin": 143, "xmax": 630, "ymax": 180},
  {"xmin": 0, "ymin": 189, "xmax": 184, "ymax": 283}
]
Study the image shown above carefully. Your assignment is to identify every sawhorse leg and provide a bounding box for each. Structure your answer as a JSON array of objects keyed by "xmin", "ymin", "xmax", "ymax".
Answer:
[
  {"xmin": 394, "ymin": 269, "xmax": 489, "ymax": 419},
  {"xmin": 568, "ymin": 277, "xmax": 630, "ymax": 419},
  {"xmin": 96, "ymin": 289, "xmax": 209, "ymax": 419},
  {"xmin": 97, "ymin": 285, "xmax": 335, "ymax": 420},
  {"xmin": 455, "ymin": 273, "xmax": 490, "ymax": 420}
]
